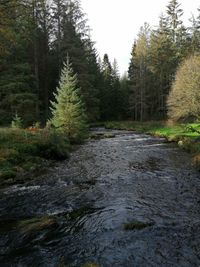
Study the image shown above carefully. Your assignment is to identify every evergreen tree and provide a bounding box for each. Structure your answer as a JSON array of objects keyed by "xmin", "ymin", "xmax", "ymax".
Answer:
[
  {"xmin": 111, "ymin": 59, "xmax": 121, "ymax": 119},
  {"xmin": 148, "ymin": 17, "xmax": 177, "ymax": 118},
  {"xmin": 0, "ymin": 0, "xmax": 39, "ymax": 125},
  {"xmin": 119, "ymin": 73, "xmax": 130, "ymax": 119},
  {"xmin": 128, "ymin": 41, "xmax": 140, "ymax": 120},
  {"xmin": 189, "ymin": 9, "xmax": 200, "ymax": 54},
  {"xmin": 166, "ymin": 0, "xmax": 184, "ymax": 43},
  {"xmin": 50, "ymin": 59, "xmax": 87, "ymax": 141},
  {"xmin": 51, "ymin": 0, "xmax": 101, "ymax": 122},
  {"xmin": 100, "ymin": 54, "xmax": 114, "ymax": 120},
  {"xmin": 128, "ymin": 23, "xmax": 151, "ymax": 121}
]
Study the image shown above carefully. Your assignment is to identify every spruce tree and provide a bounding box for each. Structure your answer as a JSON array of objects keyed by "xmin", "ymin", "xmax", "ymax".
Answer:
[
  {"xmin": 166, "ymin": 0, "xmax": 184, "ymax": 43},
  {"xmin": 50, "ymin": 59, "xmax": 87, "ymax": 141}
]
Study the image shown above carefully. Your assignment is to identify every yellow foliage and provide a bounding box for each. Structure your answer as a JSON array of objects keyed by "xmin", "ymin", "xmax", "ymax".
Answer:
[{"xmin": 167, "ymin": 55, "xmax": 200, "ymax": 122}]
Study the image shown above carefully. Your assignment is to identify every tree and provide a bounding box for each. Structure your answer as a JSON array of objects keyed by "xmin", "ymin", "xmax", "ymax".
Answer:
[
  {"xmin": 166, "ymin": 0, "xmax": 184, "ymax": 43},
  {"xmin": 100, "ymin": 53, "xmax": 114, "ymax": 120},
  {"xmin": 167, "ymin": 55, "xmax": 200, "ymax": 122},
  {"xmin": 119, "ymin": 73, "xmax": 130, "ymax": 119},
  {"xmin": 51, "ymin": 0, "xmax": 101, "ymax": 122},
  {"xmin": 148, "ymin": 16, "xmax": 177, "ymax": 119},
  {"xmin": 0, "ymin": 0, "xmax": 39, "ymax": 125},
  {"xmin": 128, "ymin": 23, "xmax": 151, "ymax": 121},
  {"xmin": 189, "ymin": 8, "xmax": 200, "ymax": 55},
  {"xmin": 50, "ymin": 59, "xmax": 87, "ymax": 141}
]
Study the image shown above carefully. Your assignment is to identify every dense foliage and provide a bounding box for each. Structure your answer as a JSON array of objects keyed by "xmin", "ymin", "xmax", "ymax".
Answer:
[
  {"xmin": 128, "ymin": 1, "xmax": 200, "ymax": 121},
  {"xmin": 0, "ymin": 127, "xmax": 70, "ymax": 185},
  {"xmin": 167, "ymin": 55, "xmax": 200, "ymax": 122},
  {"xmin": 0, "ymin": 0, "xmax": 200, "ymax": 127},
  {"xmin": 0, "ymin": 0, "xmax": 126, "ymax": 126}
]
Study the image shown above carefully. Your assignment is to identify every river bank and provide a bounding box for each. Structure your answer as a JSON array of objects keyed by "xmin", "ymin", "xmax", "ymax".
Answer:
[
  {"xmin": 105, "ymin": 121, "xmax": 200, "ymax": 170},
  {"xmin": 0, "ymin": 127, "xmax": 70, "ymax": 187},
  {"xmin": 1, "ymin": 121, "xmax": 200, "ymax": 188}
]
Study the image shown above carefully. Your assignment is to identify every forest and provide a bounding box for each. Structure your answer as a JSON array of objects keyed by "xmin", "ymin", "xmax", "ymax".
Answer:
[{"xmin": 0, "ymin": 0, "xmax": 199, "ymax": 128}]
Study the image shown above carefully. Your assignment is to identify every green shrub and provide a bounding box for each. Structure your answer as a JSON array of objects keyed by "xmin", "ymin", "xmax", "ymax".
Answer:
[
  {"xmin": 11, "ymin": 114, "xmax": 23, "ymax": 129},
  {"xmin": 0, "ymin": 127, "xmax": 70, "ymax": 185},
  {"xmin": 36, "ymin": 130, "xmax": 70, "ymax": 160}
]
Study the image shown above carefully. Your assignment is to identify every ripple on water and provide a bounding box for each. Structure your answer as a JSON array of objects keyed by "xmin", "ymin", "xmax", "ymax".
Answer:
[
  {"xmin": 4, "ymin": 185, "xmax": 41, "ymax": 195},
  {"xmin": 1, "ymin": 129, "xmax": 200, "ymax": 267}
]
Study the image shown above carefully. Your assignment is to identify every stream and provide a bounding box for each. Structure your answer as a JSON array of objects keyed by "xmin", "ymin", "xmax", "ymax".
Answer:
[{"xmin": 1, "ymin": 129, "xmax": 200, "ymax": 267}]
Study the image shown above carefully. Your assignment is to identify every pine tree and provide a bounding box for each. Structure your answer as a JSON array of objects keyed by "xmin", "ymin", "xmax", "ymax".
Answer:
[{"xmin": 50, "ymin": 59, "xmax": 87, "ymax": 141}]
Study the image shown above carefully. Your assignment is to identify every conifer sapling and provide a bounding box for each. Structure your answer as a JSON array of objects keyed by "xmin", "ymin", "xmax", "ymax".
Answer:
[{"xmin": 50, "ymin": 59, "xmax": 87, "ymax": 141}]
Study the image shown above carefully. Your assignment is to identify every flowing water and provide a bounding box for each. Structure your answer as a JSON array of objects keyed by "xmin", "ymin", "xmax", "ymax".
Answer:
[{"xmin": 1, "ymin": 129, "xmax": 200, "ymax": 267}]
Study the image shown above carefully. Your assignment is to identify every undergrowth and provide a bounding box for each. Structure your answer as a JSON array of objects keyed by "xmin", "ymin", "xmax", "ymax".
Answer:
[{"xmin": 0, "ymin": 127, "xmax": 70, "ymax": 186}]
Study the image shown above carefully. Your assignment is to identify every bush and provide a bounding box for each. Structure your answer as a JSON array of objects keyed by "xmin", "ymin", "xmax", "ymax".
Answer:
[
  {"xmin": 36, "ymin": 130, "xmax": 70, "ymax": 160},
  {"xmin": 11, "ymin": 114, "xmax": 23, "ymax": 129}
]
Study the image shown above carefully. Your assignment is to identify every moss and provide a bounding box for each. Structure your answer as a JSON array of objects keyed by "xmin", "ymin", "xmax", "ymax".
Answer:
[
  {"xmin": 103, "ymin": 133, "xmax": 115, "ymax": 138},
  {"xmin": 18, "ymin": 216, "xmax": 57, "ymax": 233},
  {"xmin": 123, "ymin": 221, "xmax": 153, "ymax": 230},
  {"xmin": 90, "ymin": 132, "xmax": 115, "ymax": 140},
  {"xmin": 81, "ymin": 264, "xmax": 100, "ymax": 267}
]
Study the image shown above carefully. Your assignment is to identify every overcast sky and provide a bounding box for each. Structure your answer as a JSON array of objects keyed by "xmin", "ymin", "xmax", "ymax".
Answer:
[{"xmin": 81, "ymin": 0, "xmax": 200, "ymax": 75}]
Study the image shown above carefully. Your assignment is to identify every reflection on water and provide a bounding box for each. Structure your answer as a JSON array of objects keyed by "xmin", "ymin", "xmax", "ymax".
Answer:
[{"xmin": 0, "ymin": 129, "xmax": 200, "ymax": 267}]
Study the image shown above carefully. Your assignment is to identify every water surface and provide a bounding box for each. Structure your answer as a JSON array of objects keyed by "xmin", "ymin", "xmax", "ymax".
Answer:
[{"xmin": 0, "ymin": 129, "xmax": 200, "ymax": 266}]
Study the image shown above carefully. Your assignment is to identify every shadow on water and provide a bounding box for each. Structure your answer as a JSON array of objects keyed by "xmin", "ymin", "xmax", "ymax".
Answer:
[{"xmin": 1, "ymin": 129, "xmax": 200, "ymax": 266}]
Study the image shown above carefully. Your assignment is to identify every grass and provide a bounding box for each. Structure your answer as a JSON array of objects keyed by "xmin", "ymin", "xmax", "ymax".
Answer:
[
  {"xmin": 0, "ymin": 127, "xmax": 70, "ymax": 187},
  {"xmin": 105, "ymin": 121, "xmax": 200, "ymax": 169}
]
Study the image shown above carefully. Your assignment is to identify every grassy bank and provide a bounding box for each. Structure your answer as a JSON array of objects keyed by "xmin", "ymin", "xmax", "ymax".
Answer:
[
  {"xmin": 0, "ymin": 127, "xmax": 70, "ymax": 187},
  {"xmin": 105, "ymin": 121, "xmax": 200, "ymax": 169}
]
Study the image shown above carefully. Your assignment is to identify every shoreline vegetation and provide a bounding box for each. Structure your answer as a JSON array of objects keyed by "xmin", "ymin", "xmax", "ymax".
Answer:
[
  {"xmin": 0, "ymin": 127, "xmax": 71, "ymax": 187},
  {"xmin": 105, "ymin": 121, "xmax": 200, "ymax": 170}
]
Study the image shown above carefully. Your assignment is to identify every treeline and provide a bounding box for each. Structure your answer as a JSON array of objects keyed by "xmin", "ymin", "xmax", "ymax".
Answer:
[
  {"xmin": 128, "ymin": 0, "xmax": 200, "ymax": 121},
  {"xmin": 0, "ymin": 0, "xmax": 200, "ymax": 126},
  {"xmin": 0, "ymin": 0, "xmax": 127, "ymax": 126}
]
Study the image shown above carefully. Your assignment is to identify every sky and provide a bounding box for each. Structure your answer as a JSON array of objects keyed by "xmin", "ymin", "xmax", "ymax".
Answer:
[{"xmin": 81, "ymin": 0, "xmax": 200, "ymax": 75}]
